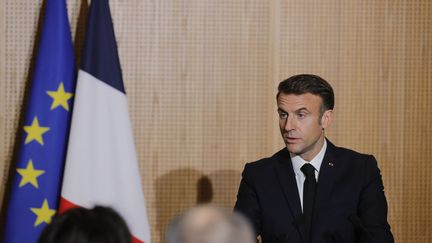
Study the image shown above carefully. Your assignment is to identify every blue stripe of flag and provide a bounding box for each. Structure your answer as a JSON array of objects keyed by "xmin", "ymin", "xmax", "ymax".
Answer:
[{"xmin": 81, "ymin": 0, "xmax": 125, "ymax": 93}]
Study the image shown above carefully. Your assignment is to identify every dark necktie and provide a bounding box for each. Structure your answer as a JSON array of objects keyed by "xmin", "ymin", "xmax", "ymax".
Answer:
[{"xmin": 301, "ymin": 163, "xmax": 317, "ymax": 243}]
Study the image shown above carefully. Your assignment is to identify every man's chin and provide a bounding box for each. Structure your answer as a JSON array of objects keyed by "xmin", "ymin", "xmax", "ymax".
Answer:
[{"xmin": 285, "ymin": 144, "xmax": 303, "ymax": 154}]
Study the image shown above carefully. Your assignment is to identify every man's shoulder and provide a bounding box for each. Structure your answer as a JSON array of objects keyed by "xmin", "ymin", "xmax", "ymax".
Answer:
[
  {"xmin": 240, "ymin": 148, "xmax": 289, "ymax": 183},
  {"xmin": 328, "ymin": 141, "xmax": 377, "ymax": 165},
  {"xmin": 328, "ymin": 143, "xmax": 371, "ymax": 158},
  {"xmin": 332, "ymin": 144, "xmax": 370, "ymax": 157},
  {"xmin": 243, "ymin": 148, "xmax": 288, "ymax": 171}
]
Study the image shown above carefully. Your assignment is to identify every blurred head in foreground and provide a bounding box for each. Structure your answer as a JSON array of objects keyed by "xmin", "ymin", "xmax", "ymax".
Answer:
[
  {"xmin": 38, "ymin": 206, "xmax": 132, "ymax": 243},
  {"xmin": 166, "ymin": 205, "xmax": 255, "ymax": 243}
]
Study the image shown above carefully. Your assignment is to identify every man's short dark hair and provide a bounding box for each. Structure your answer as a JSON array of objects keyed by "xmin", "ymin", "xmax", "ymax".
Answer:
[{"xmin": 277, "ymin": 74, "xmax": 334, "ymax": 111}]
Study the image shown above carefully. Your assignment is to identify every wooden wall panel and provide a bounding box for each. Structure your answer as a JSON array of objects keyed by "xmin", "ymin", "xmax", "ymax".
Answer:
[{"xmin": 0, "ymin": 0, "xmax": 431, "ymax": 242}]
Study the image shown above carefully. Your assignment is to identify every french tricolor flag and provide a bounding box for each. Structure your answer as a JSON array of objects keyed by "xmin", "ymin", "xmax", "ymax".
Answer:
[{"xmin": 59, "ymin": 1, "xmax": 151, "ymax": 243}]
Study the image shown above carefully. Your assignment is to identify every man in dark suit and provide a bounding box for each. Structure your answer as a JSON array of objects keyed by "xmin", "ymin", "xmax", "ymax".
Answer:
[{"xmin": 234, "ymin": 74, "xmax": 394, "ymax": 243}]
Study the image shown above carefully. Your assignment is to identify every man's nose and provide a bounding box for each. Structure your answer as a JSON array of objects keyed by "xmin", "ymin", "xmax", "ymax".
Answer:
[{"xmin": 283, "ymin": 116, "xmax": 295, "ymax": 131}]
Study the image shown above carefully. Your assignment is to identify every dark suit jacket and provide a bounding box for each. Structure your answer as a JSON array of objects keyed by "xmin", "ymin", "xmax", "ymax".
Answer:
[{"xmin": 234, "ymin": 140, "xmax": 394, "ymax": 243}]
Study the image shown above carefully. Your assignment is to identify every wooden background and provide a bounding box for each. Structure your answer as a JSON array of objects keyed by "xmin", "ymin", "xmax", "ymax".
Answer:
[{"xmin": 0, "ymin": 0, "xmax": 431, "ymax": 242}]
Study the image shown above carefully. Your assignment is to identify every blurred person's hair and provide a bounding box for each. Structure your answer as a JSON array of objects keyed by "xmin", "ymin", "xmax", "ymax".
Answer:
[
  {"xmin": 165, "ymin": 205, "xmax": 255, "ymax": 243},
  {"xmin": 38, "ymin": 206, "xmax": 132, "ymax": 243}
]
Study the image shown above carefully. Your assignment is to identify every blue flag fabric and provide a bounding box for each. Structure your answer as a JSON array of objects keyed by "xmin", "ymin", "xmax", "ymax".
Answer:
[
  {"xmin": 81, "ymin": 0, "xmax": 125, "ymax": 93},
  {"xmin": 3, "ymin": 0, "xmax": 76, "ymax": 242}
]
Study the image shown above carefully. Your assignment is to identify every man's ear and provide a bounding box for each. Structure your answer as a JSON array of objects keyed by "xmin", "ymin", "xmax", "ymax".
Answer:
[{"xmin": 321, "ymin": 109, "xmax": 333, "ymax": 129}]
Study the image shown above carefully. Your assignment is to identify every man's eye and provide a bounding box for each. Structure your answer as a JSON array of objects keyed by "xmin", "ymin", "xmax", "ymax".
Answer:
[
  {"xmin": 298, "ymin": 113, "xmax": 306, "ymax": 118},
  {"xmin": 279, "ymin": 113, "xmax": 288, "ymax": 119}
]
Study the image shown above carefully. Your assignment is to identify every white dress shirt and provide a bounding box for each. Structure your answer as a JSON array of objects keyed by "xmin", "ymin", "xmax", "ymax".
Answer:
[{"xmin": 290, "ymin": 139, "xmax": 327, "ymax": 211}]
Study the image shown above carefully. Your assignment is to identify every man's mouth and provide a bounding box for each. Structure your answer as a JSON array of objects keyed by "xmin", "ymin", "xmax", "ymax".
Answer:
[{"xmin": 284, "ymin": 137, "xmax": 301, "ymax": 143}]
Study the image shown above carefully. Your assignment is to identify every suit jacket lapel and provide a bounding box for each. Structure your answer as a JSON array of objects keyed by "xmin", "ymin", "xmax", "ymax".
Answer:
[
  {"xmin": 314, "ymin": 139, "xmax": 338, "ymax": 214},
  {"xmin": 273, "ymin": 140, "xmax": 340, "ymax": 241},
  {"xmin": 274, "ymin": 149, "xmax": 302, "ymax": 217}
]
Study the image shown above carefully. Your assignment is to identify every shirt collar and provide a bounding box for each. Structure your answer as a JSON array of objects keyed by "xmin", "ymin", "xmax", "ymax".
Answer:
[{"xmin": 291, "ymin": 139, "xmax": 327, "ymax": 176}]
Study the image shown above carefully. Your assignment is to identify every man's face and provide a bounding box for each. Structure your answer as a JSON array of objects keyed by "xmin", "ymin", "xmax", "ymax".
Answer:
[{"xmin": 277, "ymin": 93, "xmax": 332, "ymax": 161}]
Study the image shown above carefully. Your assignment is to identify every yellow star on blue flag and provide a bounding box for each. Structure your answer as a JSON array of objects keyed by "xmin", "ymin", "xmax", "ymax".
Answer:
[
  {"xmin": 47, "ymin": 82, "xmax": 73, "ymax": 111},
  {"xmin": 30, "ymin": 199, "xmax": 56, "ymax": 227},
  {"xmin": 16, "ymin": 160, "xmax": 45, "ymax": 188},
  {"xmin": 23, "ymin": 117, "xmax": 50, "ymax": 145}
]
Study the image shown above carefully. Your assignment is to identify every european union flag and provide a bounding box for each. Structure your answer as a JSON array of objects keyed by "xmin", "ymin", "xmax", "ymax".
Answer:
[{"xmin": 3, "ymin": 0, "xmax": 76, "ymax": 242}]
